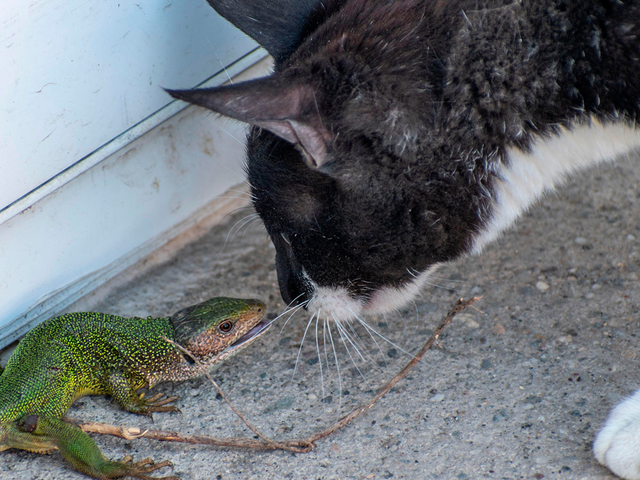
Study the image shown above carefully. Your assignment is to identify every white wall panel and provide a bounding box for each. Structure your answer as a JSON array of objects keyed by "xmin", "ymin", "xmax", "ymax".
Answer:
[{"xmin": 1, "ymin": 0, "xmax": 257, "ymax": 210}]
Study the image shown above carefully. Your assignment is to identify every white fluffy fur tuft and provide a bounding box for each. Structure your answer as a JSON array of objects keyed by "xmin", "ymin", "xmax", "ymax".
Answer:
[
  {"xmin": 305, "ymin": 266, "xmax": 438, "ymax": 321},
  {"xmin": 306, "ymin": 284, "xmax": 364, "ymax": 321},
  {"xmin": 594, "ymin": 389, "xmax": 640, "ymax": 479}
]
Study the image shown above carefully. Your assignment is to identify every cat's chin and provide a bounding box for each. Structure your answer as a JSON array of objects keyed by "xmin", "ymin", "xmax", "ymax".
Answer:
[{"xmin": 305, "ymin": 266, "xmax": 439, "ymax": 321}]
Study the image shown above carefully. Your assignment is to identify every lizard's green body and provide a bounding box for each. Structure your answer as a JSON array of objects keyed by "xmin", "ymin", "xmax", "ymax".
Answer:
[{"xmin": 0, "ymin": 297, "xmax": 268, "ymax": 479}]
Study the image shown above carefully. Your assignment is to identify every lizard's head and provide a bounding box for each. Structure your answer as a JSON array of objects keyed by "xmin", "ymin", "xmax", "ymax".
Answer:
[{"xmin": 169, "ymin": 297, "xmax": 269, "ymax": 363}]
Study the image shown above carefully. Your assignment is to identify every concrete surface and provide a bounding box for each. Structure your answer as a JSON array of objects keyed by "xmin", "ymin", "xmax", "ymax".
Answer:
[{"xmin": 2, "ymin": 154, "xmax": 640, "ymax": 480}]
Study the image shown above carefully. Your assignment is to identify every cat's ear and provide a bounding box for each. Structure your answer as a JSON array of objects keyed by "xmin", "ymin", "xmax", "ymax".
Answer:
[
  {"xmin": 206, "ymin": 0, "xmax": 322, "ymax": 63},
  {"xmin": 166, "ymin": 78, "xmax": 331, "ymax": 168}
]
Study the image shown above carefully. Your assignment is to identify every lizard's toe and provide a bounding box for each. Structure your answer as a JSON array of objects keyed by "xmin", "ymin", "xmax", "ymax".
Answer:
[{"xmin": 117, "ymin": 456, "xmax": 177, "ymax": 479}]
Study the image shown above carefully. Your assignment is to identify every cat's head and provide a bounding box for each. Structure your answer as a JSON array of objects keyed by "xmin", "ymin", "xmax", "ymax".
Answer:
[
  {"xmin": 168, "ymin": 0, "xmax": 485, "ymax": 319},
  {"xmin": 168, "ymin": 68, "xmax": 481, "ymax": 319}
]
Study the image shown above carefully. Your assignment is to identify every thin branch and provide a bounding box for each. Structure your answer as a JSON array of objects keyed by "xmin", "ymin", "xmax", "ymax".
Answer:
[
  {"xmin": 65, "ymin": 418, "xmax": 310, "ymax": 451},
  {"xmin": 68, "ymin": 297, "xmax": 479, "ymax": 452}
]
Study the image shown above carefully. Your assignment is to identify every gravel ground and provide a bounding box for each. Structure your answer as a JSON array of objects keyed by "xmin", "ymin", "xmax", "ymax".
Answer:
[{"xmin": 1, "ymin": 154, "xmax": 640, "ymax": 480}]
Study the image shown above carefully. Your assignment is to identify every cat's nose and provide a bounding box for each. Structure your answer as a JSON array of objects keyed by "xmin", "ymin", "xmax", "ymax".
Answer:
[
  {"xmin": 278, "ymin": 271, "xmax": 309, "ymax": 307},
  {"xmin": 273, "ymin": 234, "xmax": 309, "ymax": 307},
  {"xmin": 275, "ymin": 253, "xmax": 309, "ymax": 307}
]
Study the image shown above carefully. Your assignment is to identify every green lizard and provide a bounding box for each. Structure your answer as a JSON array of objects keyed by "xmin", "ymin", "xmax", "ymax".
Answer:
[{"xmin": 0, "ymin": 297, "xmax": 269, "ymax": 479}]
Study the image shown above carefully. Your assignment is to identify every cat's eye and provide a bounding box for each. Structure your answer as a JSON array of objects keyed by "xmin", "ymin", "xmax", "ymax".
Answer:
[{"xmin": 280, "ymin": 232, "xmax": 291, "ymax": 245}]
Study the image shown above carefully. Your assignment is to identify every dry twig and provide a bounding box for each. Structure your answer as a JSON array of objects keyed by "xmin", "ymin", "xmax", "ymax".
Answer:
[
  {"xmin": 65, "ymin": 418, "xmax": 308, "ymax": 451},
  {"xmin": 69, "ymin": 297, "xmax": 479, "ymax": 452}
]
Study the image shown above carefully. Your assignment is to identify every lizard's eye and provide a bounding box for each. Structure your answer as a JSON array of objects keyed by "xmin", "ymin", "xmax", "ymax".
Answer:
[{"xmin": 219, "ymin": 321, "xmax": 233, "ymax": 332}]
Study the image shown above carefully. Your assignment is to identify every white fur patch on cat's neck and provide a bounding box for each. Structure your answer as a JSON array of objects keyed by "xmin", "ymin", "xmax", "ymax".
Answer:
[{"xmin": 472, "ymin": 117, "xmax": 640, "ymax": 254}]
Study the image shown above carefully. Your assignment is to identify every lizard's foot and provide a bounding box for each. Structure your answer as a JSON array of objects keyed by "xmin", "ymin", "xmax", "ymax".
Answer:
[
  {"xmin": 13, "ymin": 415, "xmax": 180, "ymax": 480},
  {"xmin": 134, "ymin": 392, "xmax": 181, "ymax": 416},
  {"xmin": 115, "ymin": 455, "xmax": 179, "ymax": 480}
]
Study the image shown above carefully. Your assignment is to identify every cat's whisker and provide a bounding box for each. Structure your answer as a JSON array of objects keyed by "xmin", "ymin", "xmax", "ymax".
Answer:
[
  {"xmin": 217, "ymin": 195, "xmax": 254, "ymax": 202},
  {"xmin": 219, "ymin": 192, "xmax": 251, "ymax": 201},
  {"xmin": 213, "ymin": 121, "xmax": 245, "ymax": 147},
  {"xmin": 343, "ymin": 317, "xmax": 375, "ymax": 364},
  {"xmin": 224, "ymin": 213, "xmax": 260, "ymax": 246},
  {"xmin": 291, "ymin": 311, "xmax": 316, "ymax": 382},
  {"xmin": 276, "ymin": 297, "xmax": 308, "ymax": 337},
  {"xmin": 406, "ymin": 267, "xmax": 464, "ymax": 292},
  {"xmin": 327, "ymin": 314, "xmax": 343, "ymax": 413},
  {"xmin": 422, "ymin": 279, "xmax": 464, "ymax": 293},
  {"xmin": 238, "ymin": 217, "xmax": 264, "ymax": 239},
  {"xmin": 406, "ymin": 268, "xmax": 419, "ymax": 279},
  {"xmin": 226, "ymin": 212, "xmax": 259, "ymax": 238},
  {"xmin": 323, "ymin": 316, "xmax": 330, "ymax": 372},
  {"xmin": 206, "ymin": 37, "xmax": 234, "ymax": 85},
  {"xmin": 348, "ymin": 307, "xmax": 388, "ymax": 365},
  {"xmin": 217, "ymin": 205, "xmax": 254, "ymax": 225},
  {"xmin": 334, "ymin": 318, "xmax": 369, "ymax": 389},
  {"xmin": 225, "ymin": 187, "xmax": 257, "ymax": 202},
  {"xmin": 334, "ymin": 319, "xmax": 362, "ymax": 364},
  {"xmin": 276, "ymin": 305, "xmax": 305, "ymax": 337},
  {"xmin": 207, "ymin": 207, "xmax": 257, "ymax": 259},
  {"xmin": 314, "ymin": 314, "xmax": 326, "ymax": 399},
  {"xmin": 428, "ymin": 274, "xmax": 466, "ymax": 284},
  {"xmin": 342, "ymin": 322, "xmax": 374, "ymax": 392},
  {"xmin": 348, "ymin": 307, "xmax": 412, "ymax": 357}
]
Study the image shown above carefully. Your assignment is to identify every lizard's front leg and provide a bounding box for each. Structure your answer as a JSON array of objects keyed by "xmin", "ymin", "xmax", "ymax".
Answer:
[
  {"xmin": 106, "ymin": 371, "xmax": 179, "ymax": 416},
  {"xmin": 19, "ymin": 414, "xmax": 178, "ymax": 480}
]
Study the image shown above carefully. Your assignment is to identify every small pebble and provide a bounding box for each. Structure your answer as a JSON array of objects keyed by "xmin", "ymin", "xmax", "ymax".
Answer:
[
  {"xmin": 574, "ymin": 237, "xmax": 588, "ymax": 245},
  {"xmin": 466, "ymin": 319, "xmax": 480, "ymax": 328},
  {"xmin": 536, "ymin": 281, "xmax": 550, "ymax": 292},
  {"xmin": 627, "ymin": 234, "xmax": 636, "ymax": 241},
  {"xmin": 470, "ymin": 286, "xmax": 483, "ymax": 295},
  {"xmin": 480, "ymin": 359, "xmax": 492, "ymax": 370},
  {"xmin": 430, "ymin": 393, "xmax": 445, "ymax": 403},
  {"xmin": 458, "ymin": 313, "xmax": 479, "ymax": 328},
  {"xmin": 493, "ymin": 323, "xmax": 506, "ymax": 335}
]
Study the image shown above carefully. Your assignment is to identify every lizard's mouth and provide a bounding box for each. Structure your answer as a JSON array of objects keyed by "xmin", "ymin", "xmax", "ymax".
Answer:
[{"xmin": 228, "ymin": 319, "xmax": 273, "ymax": 350}]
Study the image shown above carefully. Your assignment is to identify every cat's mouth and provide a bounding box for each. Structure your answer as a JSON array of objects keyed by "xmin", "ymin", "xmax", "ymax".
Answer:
[{"xmin": 305, "ymin": 266, "xmax": 438, "ymax": 321}]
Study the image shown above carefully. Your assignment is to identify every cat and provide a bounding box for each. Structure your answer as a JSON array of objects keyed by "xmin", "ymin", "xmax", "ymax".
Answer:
[{"xmin": 167, "ymin": 0, "xmax": 640, "ymax": 477}]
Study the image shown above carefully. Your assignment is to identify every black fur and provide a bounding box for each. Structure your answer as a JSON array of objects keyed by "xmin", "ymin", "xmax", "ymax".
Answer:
[
  {"xmin": 169, "ymin": 0, "xmax": 640, "ymax": 306},
  {"xmin": 205, "ymin": 0, "xmax": 343, "ymax": 64}
]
